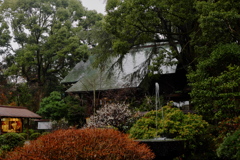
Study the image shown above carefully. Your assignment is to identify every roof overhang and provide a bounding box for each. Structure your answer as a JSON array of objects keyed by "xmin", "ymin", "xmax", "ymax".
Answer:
[{"xmin": 0, "ymin": 106, "xmax": 41, "ymax": 119}]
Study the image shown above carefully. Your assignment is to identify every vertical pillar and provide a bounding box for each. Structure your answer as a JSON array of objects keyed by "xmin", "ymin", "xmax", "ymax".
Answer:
[
  {"xmin": 26, "ymin": 118, "xmax": 30, "ymax": 140},
  {"xmin": 0, "ymin": 117, "xmax": 2, "ymax": 135}
]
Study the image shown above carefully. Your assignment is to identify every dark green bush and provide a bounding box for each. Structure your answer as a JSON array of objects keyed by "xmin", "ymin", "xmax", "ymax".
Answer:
[
  {"xmin": 0, "ymin": 133, "xmax": 25, "ymax": 151},
  {"xmin": 18, "ymin": 133, "xmax": 28, "ymax": 140},
  {"xmin": 41, "ymin": 132, "xmax": 50, "ymax": 136},
  {"xmin": 30, "ymin": 132, "xmax": 41, "ymax": 140},
  {"xmin": 217, "ymin": 129, "xmax": 240, "ymax": 159}
]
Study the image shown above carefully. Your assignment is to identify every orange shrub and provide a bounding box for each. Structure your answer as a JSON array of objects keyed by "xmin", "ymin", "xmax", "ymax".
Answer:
[{"xmin": 4, "ymin": 128, "xmax": 155, "ymax": 160}]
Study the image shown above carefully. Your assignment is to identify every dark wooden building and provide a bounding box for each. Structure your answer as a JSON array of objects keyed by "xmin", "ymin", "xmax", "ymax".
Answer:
[{"xmin": 0, "ymin": 105, "xmax": 41, "ymax": 134}]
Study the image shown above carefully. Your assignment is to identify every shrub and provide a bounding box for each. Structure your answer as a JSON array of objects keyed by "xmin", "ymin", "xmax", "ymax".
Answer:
[
  {"xmin": 215, "ymin": 116, "xmax": 240, "ymax": 147},
  {"xmin": 30, "ymin": 133, "xmax": 41, "ymax": 140},
  {"xmin": 129, "ymin": 106, "xmax": 213, "ymax": 159},
  {"xmin": 4, "ymin": 128, "xmax": 155, "ymax": 160},
  {"xmin": 41, "ymin": 132, "xmax": 50, "ymax": 136},
  {"xmin": 217, "ymin": 129, "xmax": 240, "ymax": 159},
  {"xmin": 0, "ymin": 133, "xmax": 25, "ymax": 151},
  {"xmin": 129, "ymin": 106, "xmax": 209, "ymax": 140},
  {"xmin": 51, "ymin": 118, "xmax": 70, "ymax": 131},
  {"xmin": 85, "ymin": 103, "xmax": 133, "ymax": 132},
  {"xmin": 18, "ymin": 133, "xmax": 28, "ymax": 140}
]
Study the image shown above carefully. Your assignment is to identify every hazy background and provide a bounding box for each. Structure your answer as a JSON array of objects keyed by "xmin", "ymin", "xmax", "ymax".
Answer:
[{"xmin": 81, "ymin": 0, "xmax": 106, "ymax": 14}]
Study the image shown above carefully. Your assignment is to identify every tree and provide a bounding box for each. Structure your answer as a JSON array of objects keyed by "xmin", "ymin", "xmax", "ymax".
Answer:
[
  {"xmin": 37, "ymin": 91, "xmax": 86, "ymax": 126},
  {"xmin": 100, "ymin": 0, "xmax": 240, "ymax": 124},
  {"xmin": 65, "ymin": 95, "xmax": 86, "ymax": 127},
  {"xmin": 0, "ymin": 2, "xmax": 11, "ymax": 55},
  {"xmin": 95, "ymin": 0, "xmax": 198, "ymax": 72},
  {"xmin": 37, "ymin": 91, "xmax": 67, "ymax": 121},
  {"xmin": 192, "ymin": 0, "xmax": 240, "ymax": 58},
  {"xmin": 1, "ymin": 0, "xmax": 103, "ymax": 108},
  {"xmin": 186, "ymin": 1, "xmax": 240, "ymax": 123},
  {"xmin": 188, "ymin": 43, "xmax": 240, "ymax": 122}
]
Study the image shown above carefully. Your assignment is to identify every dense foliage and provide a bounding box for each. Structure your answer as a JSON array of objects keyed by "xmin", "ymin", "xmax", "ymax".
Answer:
[
  {"xmin": 102, "ymin": 0, "xmax": 197, "ymax": 69},
  {"xmin": 215, "ymin": 116, "xmax": 240, "ymax": 147},
  {"xmin": 0, "ymin": 0, "xmax": 103, "ymax": 108},
  {"xmin": 0, "ymin": 133, "xmax": 25, "ymax": 152},
  {"xmin": 0, "ymin": 0, "xmax": 239, "ymax": 158},
  {"xmin": 188, "ymin": 43, "xmax": 240, "ymax": 122},
  {"xmin": 130, "ymin": 106, "xmax": 209, "ymax": 139},
  {"xmin": 37, "ymin": 91, "xmax": 68, "ymax": 121},
  {"xmin": 4, "ymin": 129, "xmax": 155, "ymax": 160},
  {"xmin": 129, "ymin": 106, "xmax": 213, "ymax": 159},
  {"xmin": 217, "ymin": 129, "xmax": 240, "ymax": 159},
  {"xmin": 38, "ymin": 91, "xmax": 86, "ymax": 126}
]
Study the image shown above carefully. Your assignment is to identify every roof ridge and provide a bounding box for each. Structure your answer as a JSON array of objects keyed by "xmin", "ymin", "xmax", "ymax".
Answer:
[{"xmin": 0, "ymin": 105, "xmax": 27, "ymax": 109}]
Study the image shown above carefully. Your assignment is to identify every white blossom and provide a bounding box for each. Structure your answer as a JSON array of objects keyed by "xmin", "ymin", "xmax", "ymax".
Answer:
[{"xmin": 85, "ymin": 103, "xmax": 132, "ymax": 129}]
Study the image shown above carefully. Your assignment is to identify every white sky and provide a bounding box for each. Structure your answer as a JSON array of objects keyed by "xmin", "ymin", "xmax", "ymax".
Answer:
[{"xmin": 81, "ymin": 0, "xmax": 106, "ymax": 14}]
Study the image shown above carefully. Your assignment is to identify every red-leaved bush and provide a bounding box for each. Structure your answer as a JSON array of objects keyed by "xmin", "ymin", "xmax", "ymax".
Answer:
[{"xmin": 4, "ymin": 128, "xmax": 155, "ymax": 160}]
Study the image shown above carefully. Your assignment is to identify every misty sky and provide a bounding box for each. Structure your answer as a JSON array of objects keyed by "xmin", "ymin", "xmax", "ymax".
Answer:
[{"xmin": 81, "ymin": 0, "xmax": 106, "ymax": 14}]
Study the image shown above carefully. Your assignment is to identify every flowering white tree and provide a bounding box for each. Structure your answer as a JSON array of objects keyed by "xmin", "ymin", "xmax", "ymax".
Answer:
[{"xmin": 85, "ymin": 103, "xmax": 133, "ymax": 131}]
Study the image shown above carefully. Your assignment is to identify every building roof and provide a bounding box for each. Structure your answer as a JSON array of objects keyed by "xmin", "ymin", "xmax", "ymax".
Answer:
[
  {"xmin": 62, "ymin": 43, "xmax": 178, "ymax": 93},
  {"xmin": 0, "ymin": 106, "xmax": 41, "ymax": 118},
  {"xmin": 61, "ymin": 58, "xmax": 92, "ymax": 84}
]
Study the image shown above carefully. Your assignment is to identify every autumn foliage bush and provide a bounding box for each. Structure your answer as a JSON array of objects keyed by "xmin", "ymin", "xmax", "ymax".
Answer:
[
  {"xmin": 4, "ymin": 128, "xmax": 155, "ymax": 160},
  {"xmin": 215, "ymin": 116, "xmax": 240, "ymax": 146}
]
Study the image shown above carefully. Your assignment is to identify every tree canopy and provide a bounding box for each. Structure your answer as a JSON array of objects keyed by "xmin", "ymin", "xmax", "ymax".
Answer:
[
  {"xmin": 95, "ymin": 0, "xmax": 197, "ymax": 71},
  {"xmin": 2, "ymin": 0, "xmax": 103, "ymax": 85},
  {"xmin": 37, "ymin": 91, "xmax": 86, "ymax": 126},
  {"xmin": 188, "ymin": 43, "xmax": 240, "ymax": 122},
  {"xmin": 0, "ymin": 0, "xmax": 103, "ymax": 108},
  {"xmin": 94, "ymin": 0, "xmax": 240, "ymax": 125}
]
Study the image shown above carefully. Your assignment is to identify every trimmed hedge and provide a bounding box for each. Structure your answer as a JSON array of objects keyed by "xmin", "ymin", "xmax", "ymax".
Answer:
[
  {"xmin": 4, "ymin": 128, "xmax": 155, "ymax": 160},
  {"xmin": 0, "ymin": 133, "xmax": 25, "ymax": 152}
]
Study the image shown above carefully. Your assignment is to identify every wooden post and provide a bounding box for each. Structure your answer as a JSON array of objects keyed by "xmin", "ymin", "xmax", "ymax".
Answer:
[
  {"xmin": 26, "ymin": 118, "xmax": 30, "ymax": 140},
  {"xmin": 0, "ymin": 117, "xmax": 2, "ymax": 135}
]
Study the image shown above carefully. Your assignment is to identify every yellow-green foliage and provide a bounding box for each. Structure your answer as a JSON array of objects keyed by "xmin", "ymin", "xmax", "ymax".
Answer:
[
  {"xmin": 129, "ymin": 106, "xmax": 209, "ymax": 140},
  {"xmin": 130, "ymin": 106, "xmax": 213, "ymax": 158}
]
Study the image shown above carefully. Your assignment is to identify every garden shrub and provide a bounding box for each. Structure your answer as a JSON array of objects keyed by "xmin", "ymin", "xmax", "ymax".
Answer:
[
  {"xmin": 23, "ymin": 129, "xmax": 35, "ymax": 135},
  {"xmin": 0, "ymin": 133, "xmax": 25, "ymax": 151},
  {"xmin": 85, "ymin": 103, "xmax": 133, "ymax": 132},
  {"xmin": 129, "ymin": 106, "xmax": 209, "ymax": 140},
  {"xmin": 30, "ymin": 132, "xmax": 41, "ymax": 140},
  {"xmin": 18, "ymin": 133, "xmax": 28, "ymax": 140},
  {"xmin": 4, "ymin": 128, "xmax": 155, "ymax": 160},
  {"xmin": 215, "ymin": 116, "xmax": 240, "ymax": 147},
  {"xmin": 41, "ymin": 132, "xmax": 50, "ymax": 136},
  {"xmin": 129, "ymin": 106, "xmax": 213, "ymax": 159},
  {"xmin": 217, "ymin": 129, "xmax": 240, "ymax": 159}
]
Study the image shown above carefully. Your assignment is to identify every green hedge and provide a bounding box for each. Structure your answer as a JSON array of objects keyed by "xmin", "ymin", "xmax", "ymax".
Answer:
[{"xmin": 0, "ymin": 133, "xmax": 25, "ymax": 151}]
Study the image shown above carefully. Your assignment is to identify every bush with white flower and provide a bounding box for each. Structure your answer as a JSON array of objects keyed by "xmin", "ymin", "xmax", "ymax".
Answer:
[{"xmin": 85, "ymin": 103, "xmax": 134, "ymax": 132}]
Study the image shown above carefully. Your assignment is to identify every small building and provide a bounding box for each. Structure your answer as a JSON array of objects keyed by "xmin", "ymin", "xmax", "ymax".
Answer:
[
  {"xmin": 61, "ymin": 43, "xmax": 191, "ymax": 114},
  {"xmin": 0, "ymin": 105, "xmax": 41, "ymax": 134}
]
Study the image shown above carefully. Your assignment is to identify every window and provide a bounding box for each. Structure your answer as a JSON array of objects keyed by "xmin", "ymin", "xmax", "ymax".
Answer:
[{"xmin": 1, "ymin": 118, "xmax": 22, "ymax": 133}]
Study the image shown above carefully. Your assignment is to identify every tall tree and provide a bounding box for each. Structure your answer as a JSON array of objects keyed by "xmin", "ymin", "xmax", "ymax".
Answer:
[
  {"xmin": 188, "ymin": 0, "xmax": 240, "ymax": 123},
  {"xmin": 188, "ymin": 43, "xmax": 240, "ymax": 122},
  {"xmin": 1, "ymin": 0, "xmax": 103, "ymax": 108},
  {"xmin": 192, "ymin": 0, "xmax": 240, "ymax": 59},
  {"xmin": 0, "ymin": 1, "xmax": 11, "ymax": 54},
  {"xmin": 95, "ymin": 0, "xmax": 198, "ymax": 72}
]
